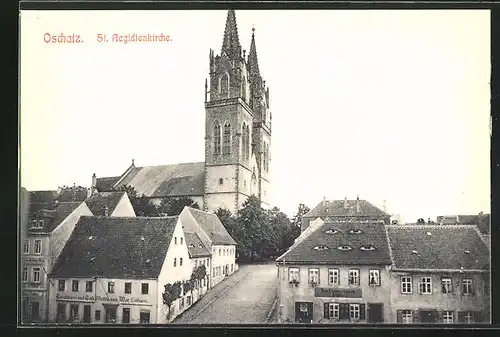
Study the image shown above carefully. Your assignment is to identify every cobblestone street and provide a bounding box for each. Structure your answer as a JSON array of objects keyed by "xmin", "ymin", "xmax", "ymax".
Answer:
[{"xmin": 173, "ymin": 263, "xmax": 278, "ymax": 324}]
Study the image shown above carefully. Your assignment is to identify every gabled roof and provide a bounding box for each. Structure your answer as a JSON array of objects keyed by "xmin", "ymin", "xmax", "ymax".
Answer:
[
  {"xmin": 51, "ymin": 216, "xmax": 178, "ymax": 279},
  {"xmin": 386, "ymin": 225, "xmax": 490, "ymax": 272},
  {"xmin": 304, "ymin": 199, "xmax": 389, "ymax": 218},
  {"xmin": 111, "ymin": 162, "xmax": 205, "ymax": 198},
  {"xmin": 187, "ymin": 207, "xmax": 237, "ymax": 246},
  {"xmin": 185, "ymin": 232, "xmax": 211, "ymax": 258},
  {"xmin": 85, "ymin": 192, "xmax": 126, "ymax": 216},
  {"xmin": 95, "ymin": 176, "xmax": 120, "ymax": 192},
  {"xmin": 276, "ymin": 220, "xmax": 391, "ymax": 265},
  {"xmin": 30, "ymin": 202, "xmax": 83, "ymax": 232}
]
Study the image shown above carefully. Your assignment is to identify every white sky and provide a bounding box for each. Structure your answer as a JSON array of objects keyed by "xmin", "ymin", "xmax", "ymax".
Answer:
[{"xmin": 20, "ymin": 10, "xmax": 490, "ymax": 222}]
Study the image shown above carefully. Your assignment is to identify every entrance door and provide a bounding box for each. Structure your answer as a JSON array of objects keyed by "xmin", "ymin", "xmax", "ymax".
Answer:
[
  {"xmin": 22, "ymin": 299, "xmax": 29, "ymax": 322},
  {"xmin": 30, "ymin": 302, "xmax": 40, "ymax": 321},
  {"xmin": 105, "ymin": 306, "xmax": 117, "ymax": 323},
  {"xmin": 83, "ymin": 305, "xmax": 91, "ymax": 323},
  {"xmin": 367, "ymin": 303, "xmax": 384, "ymax": 323},
  {"xmin": 295, "ymin": 302, "xmax": 313, "ymax": 323}
]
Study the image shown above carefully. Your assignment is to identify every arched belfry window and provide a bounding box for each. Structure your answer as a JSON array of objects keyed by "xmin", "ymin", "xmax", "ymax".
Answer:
[
  {"xmin": 213, "ymin": 121, "xmax": 221, "ymax": 157},
  {"xmin": 223, "ymin": 122, "xmax": 231, "ymax": 155},
  {"xmin": 241, "ymin": 76, "xmax": 246, "ymax": 101},
  {"xmin": 220, "ymin": 73, "xmax": 229, "ymax": 96},
  {"xmin": 263, "ymin": 110, "xmax": 267, "ymax": 124},
  {"xmin": 241, "ymin": 123, "xmax": 247, "ymax": 161}
]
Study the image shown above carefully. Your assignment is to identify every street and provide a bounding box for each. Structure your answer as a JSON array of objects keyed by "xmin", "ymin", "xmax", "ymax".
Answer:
[{"xmin": 173, "ymin": 262, "xmax": 278, "ymax": 324}]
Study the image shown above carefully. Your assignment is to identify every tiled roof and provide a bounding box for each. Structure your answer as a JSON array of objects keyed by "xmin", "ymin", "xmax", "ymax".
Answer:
[
  {"xmin": 85, "ymin": 192, "xmax": 125, "ymax": 216},
  {"xmin": 276, "ymin": 220, "xmax": 392, "ymax": 265},
  {"xmin": 29, "ymin": 202, "xmax": 55, "ymax": 215},
  {"xmin": 51, "ymin": 216, "xmax": 178, "ymax": 279},
  {"xmin": 30, "ymin": 202, "xmax": 82, "ymax": 232},
  {"xmin": 185, "ymin": 232, "xmax": 211, "ymax": 258},
  {"xmin": 303, "ymin": 199, "xmax": 388, "ymax": 218},
  {"xmin": 57, "ymin": 188, "xmax": 89, "ymax": 202},
  {"xmin": 29, "ymin": 190, "xmax": 58, "ymax": 203},
  {"xmin": 113, "ymin": 162, "xmax": 205, "ymax": 198},
  {"xmin": 187, "ymin": 207, "xmax": 237, "ymax": 245},
  {"xmin": 386, "ymin": 225, "xmax": 490, "ymax": 271},
  {"xmin": 95, "ymin": 176, "xmax": 120, "ymax": 192}
]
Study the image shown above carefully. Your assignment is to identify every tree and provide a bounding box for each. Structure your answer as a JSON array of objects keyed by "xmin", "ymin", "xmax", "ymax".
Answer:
[
  {"xmin": 162, "ymin": 281, "xmax": 182, "ymax": 320},
  {"xmin": 291, "ymin": 203, "xmax": 310, "ymax": 228},
  {"xmin": 236, "ymin": 196, "xmax": 270, "ymax": 261},
  {"xmin": 158, "ymin": 196, "xmax": 200, "ymax": 216},
  {"xmin": 114, "ymin": 185, "xmax": 158, "ymax": 216}
]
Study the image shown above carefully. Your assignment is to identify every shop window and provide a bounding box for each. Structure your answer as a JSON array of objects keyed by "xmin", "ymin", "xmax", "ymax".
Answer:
[
  {"xmin": 328, "ymin": 303, "xmax": 339, "ymax": 319},
  {"xmin": 105, "ymin": 307, "xmax": 117, "ymax": 323},
  {"xmin": 442, "ymin": 311, "xmax": 454, "ymax": 324},
  {"xmin": 140, "ymin": 310, "xmax": 150, "ymax": 324},
  {"xmin": 349, "ymin": 304, "xmax": 360, "ymax": 321}
]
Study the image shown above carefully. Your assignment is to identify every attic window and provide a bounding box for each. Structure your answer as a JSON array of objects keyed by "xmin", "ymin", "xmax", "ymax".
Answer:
[
  {"xmin": 337, "ymin": 245, "xmax": 352, "ymax": 251},
  {"xmin": 412, "ymin": 250, "xmax": 418, "ymax": 254},
  {"xmin": 464, "ymin": 250, "xmax": 471, "ymax": 254},
  {"xmin": 145, "ymin": 259, "xmax": 151, "ymax": 264},
  {"xmin": 360, "ymin": 245, "xmax": 376, "ymax": 251},
  {"xmin": 313, "ymin": 245, "xmax": 329, "ymax": 251},
  {"xmin": 141, "ymin": 236, "xmax": 145, "ymax": 241},
  {"xmin": 349, "ymin": 229, "xmax": 363, "ymax": 234},
  {"xmin": 90, "ymin": 257, "xmax": 96, "ymax": 262},
  {"xmin": 189, "ymin": 244, "xmax": 195, "ymax": 248},
  {"xmin": 325, "ymin": 229, "xmax": 339, "ymax": 235},
  {"xmin": 88, "ymin": 236, "xmax": 93, "ymax": 240},
  {"xmin": 426, "ymin": 232, "xmax": 432, "ymax": 236},
  {"xmin": 198, "ymin": 244, "xmax": 203, "ymax": 248}
]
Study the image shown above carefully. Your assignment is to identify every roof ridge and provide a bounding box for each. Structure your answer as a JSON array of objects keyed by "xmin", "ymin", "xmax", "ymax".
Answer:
[{"xmin": 387, "ymin": 224, "xmax": 478, "ymax": 229}]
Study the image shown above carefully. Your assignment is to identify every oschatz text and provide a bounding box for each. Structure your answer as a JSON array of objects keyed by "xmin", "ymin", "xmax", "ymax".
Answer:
[{"xmin": 44, "ymin": 33, "xmax": 83, "ymax": 44}]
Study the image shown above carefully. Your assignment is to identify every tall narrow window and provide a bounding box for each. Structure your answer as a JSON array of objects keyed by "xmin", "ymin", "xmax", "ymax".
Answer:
[
  {"xmin": 23, "ymin": 240, "xmax": 29, "ymax": 254},
  {"xmin": 223, "ymin": 122, "xmax": 231, "ymax": 155},
  {"xmin": 241, "ymin": 76, "xmax": 246, "ymax": 101},
  {"xmin": 348, "ymin": 269, "xmax": 360, "ymax": 286},
  {"xmin": 22, "ymin": 267, "xmax": 28, "ymax": 282},
  {"xmin": 213, "ymin": 122, "xmax": 221, "ymax": 156},
  {"xmin": 32, "ymin": 268, "xmax": 41, "ymax": 283},
  {"xmin": 245, "ymin": 125, "xmax": 250, "ymax": 160},
  {"xmin": 220, "ymin": 73, "xmax": 229, "ymax": 96},
  {"xmin": 328, "ymin": 269, "xmax": 339, "ymax": 285},
  {"xmin": 401, "ymin": 276, "xmax": 412, "ymax": 294},
  {"xmin": 241, "ymin": 123, "xmax": 247, "ymax": 161},
  {"xmin": 34, "ymin": 240, "xmax": 42, "ymax": 254}
]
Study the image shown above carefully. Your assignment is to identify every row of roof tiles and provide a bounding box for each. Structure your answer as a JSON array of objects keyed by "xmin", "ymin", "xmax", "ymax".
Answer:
[{"xmin": 277, "ymin": 220, "xmax": 490, "ymax": 272}]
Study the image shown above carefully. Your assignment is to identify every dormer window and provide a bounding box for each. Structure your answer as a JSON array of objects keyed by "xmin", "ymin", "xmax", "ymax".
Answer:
[
  {"xmin": 313, "ymin": 245, "xmax": 329, "ymax": 251},
  {"xmin": 338, "ymin": 245, "xmax": 353, "ymax": 251},
  {"xmin": 360, "ymin": 245, "xmax": 376, "ymax": 251},
  {"xmin": 325, "ymin": 229, "xmax": 340, "ymax": 235},
  {"xmin": 189, "ymin": 244, "xmax": 195, "ymax": 248},
  {"xmin": 349, "ymin": 229, "xmax": 363, "ymax": 234}
]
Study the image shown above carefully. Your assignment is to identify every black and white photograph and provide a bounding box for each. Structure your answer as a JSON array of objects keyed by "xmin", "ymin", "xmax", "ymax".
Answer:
[{"xmin": 19, "ymin": 7, "xmax": 491, "ymax": 325}]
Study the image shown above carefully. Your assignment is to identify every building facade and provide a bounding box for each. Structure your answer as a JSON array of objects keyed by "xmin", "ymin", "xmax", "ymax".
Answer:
[
  {"xmin": 386, "ymin": 225, "xmax": 491, "ymax": 324},
  {"xmin": 48, "ymin": 215, "xmax": 195, "ymax": 324},
  {"xmin": 276, "ymin": 218, "xmax": 392, "ymax": 324},
  {"xmin": 93, "ymin": 9, "xmax": 272, "ymax": 215}
]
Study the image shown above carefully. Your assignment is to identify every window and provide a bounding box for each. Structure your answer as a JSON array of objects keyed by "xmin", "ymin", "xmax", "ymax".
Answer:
[
  {"xmin": 23, "ymin": 240, "xmax": 29, "ymax": 254},
  {"xmin": 213, "ymin": 267, "xmax": 215, "ymax": 277},
  {"xmin": 402, "ymin": 310, "xmax": 413, "ymax": 324},
  {"xmin": 223, "ymin": 122, "xmax": 231, "ymax": 155},
  {"xmin": 462, "ymin": 278, "xmax": 473, "ymax": 295},
  {"xmin": 38, "ymin": 220, "xmax": 44, "ymax": 228},
  {"xmin": 401, "ymin": 276, "xmax": 412, "ymax": 294},
  {"xmin": 187, "ymin": 295, "xmax": 192, "ymax": 306},
  {"xmin": 308, "ymin": 268, "xmax": 319, "ymax": 284},
  {"xmin": 86, "ymin": 281, "xmax": 93, "ymax": 292},
  {"xmin": 125, "ymin": 282, "xmax": 132, "ymax": 294},
  {"xmin": 174, "ymin": 258, "xmax": 177, "ymax": 267},
  {"xmin": 419, "ymin": 277, "xmax": 432, "ymax": 294},
  {"xmin": 179, "ymin": 297, "xmax": 185, "ymax": 310},
  {"xmin": 58, "ymin": 280, "xmax": 65, "ymax": 291},
  {"xmin": 142, "ymin": 283, "xmax": 149, "ymax": 295},
  {"xmin": 57, "ymin": 303, "xmax": 66, "ymax": 322},
  {"xmin": 32, "ymin": 268, "xmax": 40, "ymax": 283},
  {"xmin": 220, "ymin": 73, "xmax": 229, "ymax": 95},
  {"xmin": 369, "ymin": 269, "xmax": 380, "ymax": 286},
  {"xmin": 22, "ymin": 267, "xmax": 28, "ymax": 282},
  {"xmin": 459, "ymin": 311, "xmax": 474, "ymax": 324},
  {"xmin": 328, "ymin": 269, "xmax": 339, "ymax": 285},
  {"xmin": 213, "ymin": 122, "xmax": 221, "ymax": 156},
  {"xmin": 443, "ymin": 311, "xmax": 454, "ymax": 324},
  {"xmin": 122, "ymin": 308, "xmax": 130, "ymax": 323},
  {"xmin": 441, "ymin": 278, "xmax": 452, "ymax": 294},
  {"xmin": 244, "ymin": 125, "xmax": 250, "ymax": 160},
  {"xmin": 219, "ymin": 248, "xmax": 221, "ymax": 256},
  {"xmin": 95, "ymin": 310, "xmax": 101, "ymax": 321},
  {"xmin": 348, "ymin": 269, "xmax": 360, "ymax": 286},
  {"xmin": 31, "ymin": 220, "xmax": 37, "ymax": 228},
  {"xmin": 328, "ymin": 303, "xmax": 339, "ymax": 319},
  {"xmin": 180, "ymin": 258, "xmax": 183, "ymax": 266},
  {"xmin": 72, "ymin": 280, "xmax": 79, "ymax": 292},
  {"xmin": 34, "ymin": 240, "xmax": 42, "ymax": 254},
  {"xmin": 288, "ymin": 268, "xmax": 299, "ymax": 282},
  {"xmin": 69, "ymin": 304, "xmax": 79, "ymax": 321},
  {"xmin": 140, "ymin": 310, "xmax": 150, "ymax": 324},
  {"xmin": 219, "ymin": 178, "xmax": 223, "ymax": 185},
  {"xmin": 349, "ymin": 304, "xmax": 360, "ymax": 320},
  {"xmin": 180, "ymin": 237, "xmax": 183, "ymax": 245},
  {"xmin": 108, "ymin": 282, "xmax": 115, "ymax": 293}
]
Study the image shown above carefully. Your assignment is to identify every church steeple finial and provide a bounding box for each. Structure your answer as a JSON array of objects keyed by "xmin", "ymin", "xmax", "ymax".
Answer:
[
  {"xmin": 248, "ymin": 25, "xmax": 261, "ymax": 86},
  {"xmin": 221, "ymin": 9, "xmax": 241, "ymax": 59}
]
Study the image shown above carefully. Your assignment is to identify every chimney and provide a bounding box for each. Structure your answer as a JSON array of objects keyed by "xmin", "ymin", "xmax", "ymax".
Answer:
[
  {"xmin": 343, "ymin": 197, "xmax": 348, "ymax": 210},
  {"xmin": 323, "ymin": 196, "xmax": 326, "ymax": 205},
  {"xmin": 91, "ymin": 173, "xmax": 97, "ymax": 194},
  {"xmin": 383, "ymin": 200, "xmax": 387, "ymax": 213},
  {"xmin": 356, "ymin": 195, "xmax": 360, "ymax": 213}
]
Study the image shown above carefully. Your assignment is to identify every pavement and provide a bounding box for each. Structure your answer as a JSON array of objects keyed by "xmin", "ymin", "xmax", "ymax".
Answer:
[{"xmin": 172, "ymin": 262, "xmax": 278, "ymax": 324}]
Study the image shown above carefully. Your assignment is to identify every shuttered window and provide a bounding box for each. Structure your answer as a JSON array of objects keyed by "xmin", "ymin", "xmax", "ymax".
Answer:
[
  {"xmin": 397, "ymin": 310, "xmax": 413, "ymax": 323},
  {"xmin": 323, "ymin": 303, "xmax": 340, "ymax": 319}
]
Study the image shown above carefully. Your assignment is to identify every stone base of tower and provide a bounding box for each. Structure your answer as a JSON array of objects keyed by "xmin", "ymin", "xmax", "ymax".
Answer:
[{"xmin": 204, "ymin": 193, "xmax": 239, "ymax": 215}]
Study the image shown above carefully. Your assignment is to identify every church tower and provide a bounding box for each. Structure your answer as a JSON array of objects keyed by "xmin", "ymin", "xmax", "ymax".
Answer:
[{"xmin": 204, "ymin": 10, "xmax": 272, "ymax": 214}]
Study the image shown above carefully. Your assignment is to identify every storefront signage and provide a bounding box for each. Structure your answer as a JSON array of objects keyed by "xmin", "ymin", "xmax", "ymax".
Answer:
[
  {"xmin": 314, "ymin": 287, "xmax": 362, "ymax": 298},
  {"xmin": 24, "ymin": 257, "xmax": 45, "ymax": 264},
  {"xmin": 56, "ymin": 293, "xmax": 149, "ymax": 305}
]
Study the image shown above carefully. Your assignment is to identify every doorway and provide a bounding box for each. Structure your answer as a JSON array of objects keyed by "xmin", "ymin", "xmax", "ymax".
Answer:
[
  {"xmin": 30, "ymin": 302, "xmax": 40, "ymax": 321},
  {"xmin": 295, "ymin": 302, "xmax": 313, "ymax": 323},
  {"xmin": 83, "ymin": 305, "xmax": 91, "ymax": 323},
  {"xmin": 367, "ymin": 303, "xmax": 384, "ymax": 323},
  {"xmin": 420, "ymin": 310, "xmax": 437, "ymax": 323},
  {"xmin": 104, "ymin": 306, "xmax": 117, "ymax": 323}
]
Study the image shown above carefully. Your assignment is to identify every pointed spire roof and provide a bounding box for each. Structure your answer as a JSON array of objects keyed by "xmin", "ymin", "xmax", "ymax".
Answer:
[
  {"xmin": 248, "ymin": 26, "xmax": 262, "ymax": 84},
  {"xmin": 221, "ymin": 9, "xmax": 241, "ymax": 59}
]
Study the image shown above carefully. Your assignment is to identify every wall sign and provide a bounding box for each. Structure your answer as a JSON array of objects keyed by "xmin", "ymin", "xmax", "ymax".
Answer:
[
  {"xmin": 56, "ymin": 292, "xmax": 149, "ymax": 305},
  {"xmin": 314, "ymin": 287, "xmax": 362, "ymax": 298}
]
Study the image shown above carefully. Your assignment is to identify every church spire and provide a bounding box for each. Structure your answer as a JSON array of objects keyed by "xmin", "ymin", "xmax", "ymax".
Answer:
[
  {"xmin": 248, "ymin": 26, "xmax": 262, "ymax": 87},
  {"xmin": 221, "ymin": 9, "xmax": 241, "ymax": 59}
]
